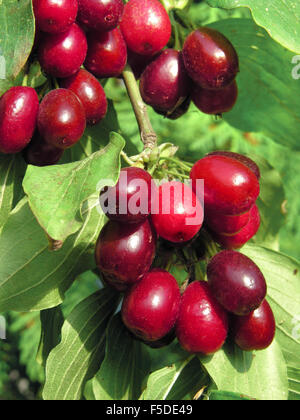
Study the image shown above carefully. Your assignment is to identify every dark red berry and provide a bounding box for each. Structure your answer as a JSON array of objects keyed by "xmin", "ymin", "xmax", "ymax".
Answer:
[
  {"xmin": 120, "ymin": 0, "xmax": 171, "ymax": 56},
  {"xmin": 33, "ymin": 0, "xmax": 78, "ymax": 34},
  {"xmin": 151, "ymin": 181, "xmax": 204, "ymax": 243},
  {"xmin": 205, "ymin": 208, "xmax": 250, "ymax": 236},
  {"xmin": 232, "ymin": 300, "xmax": 276, "ymax": 351},
  {"xmin": 213, "ymin": 204, "xmax": 260, "ymax": 249},
  {"xmin": 207, "ymin": 250, "xmax": 267, "ymax": 316},
  {"xmin": 60, "ymin": 69, "xmax": 107, "ymax": 125},
  {"xmin": 0, "ymin": 87, "xmax": 39, "ymax": 154},
  {"xmin": 95, "ymin": 219, "xmax": 157, "ymax": 287},
  {"xmin": 127, "ymin": 49, "xmax": 159, "ymax": 80},
  {"xmin": 140, "ymin": 49, "xmax": 191, "ymax": 113},
  {"xmin": 190, "ymin": 154, "xmax": 260, "ymax": 215},
  {"xmin": 38, "ymin": 23, "xmax": 88, "ymax": 78},
  {"xmin": 77, "ymin": 0, "xmax": 124, "ymax": 32},
  {"xmin": 84, "ymin": 28, "xmax": 127, "ymax": 78},
  {"xmin": 182, "ymin": 28, "xmax": 239, "ymax": 90},
  {"xmin": 121, "ymin": 269, "xmax": 181, "ymax": 342},
  {"xmin": 37, "ymin": 89, "xmax": 86, "ymax": 149},
  {"xmin": 207, "ymin": 150, "xmax": 261, "ymax": 180},
  {"xmin": 23, "ymin": 131, "xmax": 64, "ymax": 166},
  {"xmin": 100, "ymin": 167, "xmax": 154, "ymax": 224},
  {"xmin": 176, "ymin": 281, "xmax": 228, "ymax": 355},
  {"xmin": 192, "ymin": 80, "xmax": 238, "ymax": 115}
]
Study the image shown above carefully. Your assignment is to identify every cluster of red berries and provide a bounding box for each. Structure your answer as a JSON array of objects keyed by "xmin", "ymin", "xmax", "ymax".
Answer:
[{"xmin": 95, "ymin": 153, "xmax": 275, "ymax": 354}]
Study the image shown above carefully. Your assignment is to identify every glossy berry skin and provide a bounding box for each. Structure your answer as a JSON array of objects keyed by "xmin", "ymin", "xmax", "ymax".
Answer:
[
  {"xmin": 37, "ymin": 89, "xmax": 86, "ymax": 150},
  {"xmin": 176, "ymin": 281, "xmax": 228, "ymax": 355},
  {"xmin": 127, "ymin": 49, "xmax": 159, "ymax": 80},
  {"xmin": 140, "ymin": 49, "xmax": 191, "ymax": 113},
  {"xmin": 77, "ymin": 0, "xmax": 124, "ymax": 32},
  {"xmin": 151, "ymin": 181, "xmax": 204, "ymax": 243},
  {"xmin": 23, "ymin": 131, "xmax": 64, "ymax": 166},
  {"xmin": 208, "ymin": 151, "xmax": 260, "ymax": 180},
  {"xmin": 155, "ymin": 97, "xmax": 191, "ymax": 120},
  {"xmin": 100, "ymin": 167, "xmax": 154, "ymax": 224},
  {"xmin": 33, "ymin": 0, "xmax": 78, "ymax": 34},
  {"xmin": 192, "ymin": 80, "xmax": 238, "ymax": 115},
  {"xmin": 95, "ymin": 219, "xmax": 157, "ymax": 287},
  {"xmin": 207, "ymin": 250, "xmax": 267, "ymax": 316},
  {"xmin": 206, "ymin": 207, "xmax": 250, "ymax": 236},
  {"xmin": 213, "ymin": 204, "xmax": 260, "ymax": 249},
  {"xmin": 38, "ymin": 23, "xmax": 88, "ymax": 78},
  {"xmin": 232, "ymin": 300, "xmax": 276, "ymax": 351},
  {"xmin": 84, "ymin": 28, "xmax": 127, "ymax": 78},
  {"xmin": 0, "ymin": 87, "xmax": 39, "ymax": 154},
  {"xmin": 120, "ymin": 0, "xmax": 171, "ymax": 56},
  {"xmin": 60, "ymin": 69, "xmax": 107, "ymax": 125},
  {"xmin": 121, "ymin": 269, "xmax": 181, "ymax": 342},
  {"xmin": 190, "ymin": 155, "xmax": 260, "ymax": 215},
  {"xmin": 182, "ymin": 28, "xmax": 239, "ymax": 90}
]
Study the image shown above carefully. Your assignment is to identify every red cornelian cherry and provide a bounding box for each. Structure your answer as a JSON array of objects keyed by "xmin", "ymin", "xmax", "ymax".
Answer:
[
  {"xmin": 182, "ymin": 27, "xmax": 239, "ymax": 90},
  {"xmin": 0, "ymin": 87, "xmax": 39, "ymax": 154},
  {"xmin": 176, "ymin": 281, "xmax": 228, "ymax": 355},
  {"xmin": 190, "ymin": 154, "xmax": 260, "ymax": 215},
  {"xmin": 60, "ymin": 69, "xmax": 107, "ymax": 125},
  {"xmin": 84, "ymin": 28, "xmax": 127, "ymax": 78},
  {"xmin": 33, "ymin": 0, "xmax": 78, "ymax": 34},
  {"xmin": 37, "ymin": 89, "xmax": 86, "ymax": 150},
  {"xmin": 213, "ymin": 204, "xmax": 261, "ymax": 249},
  {"xmin": 151, "ymin": 181, "xmax": 204, "ymax": 243},
  {"xmin": 140, "ymin": 49, "xmax": 191, "ymax": 113},
  {"xmin": 207, "ymin": 150, "xmax": 261, "ymax": 180},
  {"xmin": 23, "ymin": 131, "xmax": 64, "ymax": 166},
  {"xmin": 95, "ymin": 219, "xmax": 157, "ymax": 288},
  {"xmin": 207, "ymin": 250, "xmax": 267, "ymax": 316},
  {"xmin": 120, "ymin": 0, "xmax": 171, "ymax": 56},
  {"xmin": 232, "ymin": 300, "xmax": 276, "ymax": 351},
  {"xmin": 205, "ymin": 207, "xmax": 250, "ymax": 236},
  {"xmin": 38, "ymin": 23, "xmax": 88, "ymax": 78},
  {"xmin": 121, "ymin": 269, "xmax": 181, "ymax": 342},
  {"xmin": 192, "ymin": 80, "xmax": 238, "ymax": 115},
  {"xmin": 100, "ymin": 167, "xmax": 154, "ymax": 224},
  {"xmin": 127, "ymin": 49, "xmax": 159, "ymax": 80},
  {"xmin": 77, "ymin": 0, "xmax": 124, "ymax": 32}
]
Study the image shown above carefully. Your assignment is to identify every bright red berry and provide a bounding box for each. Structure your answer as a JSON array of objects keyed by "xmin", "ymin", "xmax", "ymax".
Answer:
[
  {"xmin": 176, "ymin": 281, "xmax": 228, "ymax": 355},
  {"xmin": 205, "ymin": 208, "xmax": 250, "ymax": 236},
  {"xmin": 120, "ymin": 0, "xmax": 171, "ymax": 56},
  {"xmin": 77, "ymin": 0, "xmax": 124, "ymax": 32},
  {"xmin": 0, "ymin": 87, "xmax": 39, "ymax": 154},
  {"xmin": 192, "ymin": 80, "xmax": 238, "ymax": 115},
  {"xmin": 33, "ymin": 0, "xmax": 78, "ymax": 34},
  {"xmin": 23, "ymin": 131, "xmax": 64, "ymax": 166},
  {"xmin": 121, "ymin": 269, "xmax": 181, "ymax": 342},
  {"xmin": 207, "ymin": 150, "xmax": 260, "ymax": 180},
  {"xmin": 60, "ymin": 69, "xmax": 107, "ymax": 125}
]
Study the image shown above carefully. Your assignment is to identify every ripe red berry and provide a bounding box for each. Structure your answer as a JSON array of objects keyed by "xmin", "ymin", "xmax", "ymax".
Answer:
[
  {"xmin": 38, "ymin": 23, "xmax": 88, "ymax": 78},
  {"xmin": 95, "ymin": 219, "xmax": 157, "ymax": 288},
  {"xmin": 192, "ymin": 80, "xmax": 238, "ymax": 115},
  {"xmin": 176, "ymin": 281, "xmax": 228, "ymax": 355},
  {"xmin": 84, "ymin": 28, "xmax": 127, "ymax": 78},
  {"xmin": 0, "ymin": 87, "xmax": 39, "ymax": 154},
  {"xmin": 151, "ymin": 181, "xmax": 204, "ymax": 243},
  {"xmin": 23, "ymin": 131, "xmax": 64, "ymax": 166},
  {"xmin": 60, "ymin": 69, "xmax": 107, "ymax": 125},
  {"xmin": 100, "ymin": 167, "xmax": 154, "ymax": 224},
  {"xmin": 33, "ymin": 0, "xmax": 78, "ymax": 34},
  {"xmin": 213, "ymin": 204, "xmax": 261, "ymax": 249},
  {"xmin": 140, "ymin": 49, "xmax": 191, "ymax": 113},
  {"xmin": 232, "ymin": 300, "xmax": 276, "ymax": 351},
  {"xmin": 120, "ymin": 0, "xmax": 171, "ymax": 56},
  {"xmin": 182, "ymin": 28, "xmax": 239, "ymax": 90},
  {"xmin": 77, "ymin": 0, "xmax": 124, "ymax": 32},
  {"xmin": 190, "ymin": 154, "xmax": 260, "ymax": 215},
  {"xmin": 205, "ymin": 208, "xmax": 250, "ymax": 236},
  {"xmin": 37, "ymin": 89, "xmax": 86, "ymax": 149},
  {"xmin": 121, "ymin": 269, "xmax": 181, "ymax": 342},
  {"xmin": 207, "ymin": 151, "xmax": 260, "ymax": 180},
  {"xmin": 207, "ymin": 250, "xmax": 267, "ymax": 316},
  {"xmin": 155, "ymin": 97, "xmax": 191, "ymax": 120},
  {"xmin": 127, "ymin": 49, "xmax": 159, "ymax": 80}
]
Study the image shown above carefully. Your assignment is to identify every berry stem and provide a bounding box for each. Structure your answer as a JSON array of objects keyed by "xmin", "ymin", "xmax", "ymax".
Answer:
[{"xmin": 122, "ymin": 64, "xmax": 158, "ymax": 150}]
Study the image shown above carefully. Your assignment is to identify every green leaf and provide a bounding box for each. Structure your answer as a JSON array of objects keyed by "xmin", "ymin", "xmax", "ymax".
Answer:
[
  {"xmin": 23, "ymin": 132, "xmax": 125, "ymax": 243},
  {"xmin": 0, "ymin": 198, "xmax": 105, "ymax": 312},
  {"xmin": 206, "ymin": 0, "xmax": 300, "ymax": 54},
  {"xmin": 43, "ymin": 288, "xmax": 119, "ymax": 400},
  {"xmin": 0, "ymin": 0, "xmax": 35, "ymax": 94},
  {"xmin": 92, "ymin": 314, "xmax": 151, "ymax": 400},
  {"xmin": 208, "ymin": 390, "xmax": 253, "ymax": 400},
  {"xmin": 208, "ymin": 19, "xmax": 300, "ymax": 151},
  {"xmin": 199, "ymin": 340, "xmax": 288, "ymax": 400}
]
